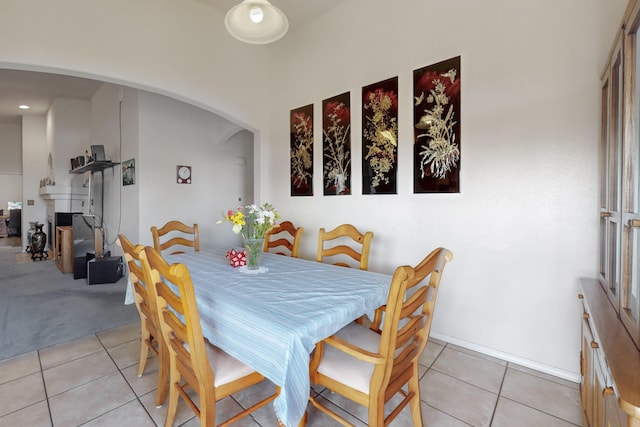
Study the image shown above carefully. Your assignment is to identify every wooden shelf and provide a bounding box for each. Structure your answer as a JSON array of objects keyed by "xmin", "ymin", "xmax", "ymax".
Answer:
[
  {"xmin": 69, "ymin": 161, "xmax": 119, "ymax": 174},
  {"xmin": 55, "ymin": 226, "xmax": 73, "ymax": 274}
]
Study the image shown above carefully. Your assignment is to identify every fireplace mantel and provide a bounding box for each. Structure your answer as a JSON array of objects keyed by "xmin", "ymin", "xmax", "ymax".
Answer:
[{"xmin": 39, "ymin": 185, "xmax": 88, "ymax": 201}]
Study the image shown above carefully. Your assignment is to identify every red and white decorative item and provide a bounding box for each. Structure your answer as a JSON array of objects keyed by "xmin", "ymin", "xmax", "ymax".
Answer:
[{"xmin": 226, "ymin": 248, "xmax": 247, "ymax": 267}]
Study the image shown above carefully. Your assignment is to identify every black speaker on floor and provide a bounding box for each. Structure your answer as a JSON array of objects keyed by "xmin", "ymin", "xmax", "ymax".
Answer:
[
  {"xmin": 73, "ymin": 252, "xmax": 96, "ymax": 280},
  {"xmin": 87, "ymin": 256, "xmax": 123, "ymax": 285}
]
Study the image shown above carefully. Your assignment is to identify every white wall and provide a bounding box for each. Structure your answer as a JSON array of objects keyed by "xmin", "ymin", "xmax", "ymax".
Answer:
[
  {"xmin": 0, "ymin": 123, "xmax": 21, "ymax": 171},
  {"xmin": 88, "ymin": 85, "xmax": 253, "ymax": 254},
  {"xmin": 136, "ymin": 91, "xmax": 253, "ymax": 250},
  {"xmin": 0, "ymin": 122, "xmax": 22, "ymax": 212},
  {"xmin": 261, "ymin": 0, "xmax": 628, "ymax": 379},
  {"xmin": 0, "ymin": 0, "xmax": 629, "ymax": 381},
  {"xmin": 89, "ymin": 83, "xmax": 127, "ymax": 250},
  {"xmin": 118, "ymin": 88, "xmax": 140, "ymax": 248},
  {"xmin": 21, "ymin": 115, "xmax": 47, "ymax": 244},
  {"xmin": 48, "ymin": 98, "xmax": 91, "ymax": 187}
]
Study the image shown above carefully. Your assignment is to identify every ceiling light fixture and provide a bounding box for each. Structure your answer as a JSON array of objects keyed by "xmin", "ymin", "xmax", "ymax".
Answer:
[
  {"xmin": 18, "ymin": 104, "xmax": 30, "ymax": 110},
  {"xmin": 225, "ymin": 0, "xmax": 288, "ymax": 45}
]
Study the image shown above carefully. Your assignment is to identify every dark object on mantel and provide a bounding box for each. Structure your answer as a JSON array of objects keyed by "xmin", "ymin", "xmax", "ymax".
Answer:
[{"xmin": 69, "ymin": 160, "xmax": 120, "ymax": 174}]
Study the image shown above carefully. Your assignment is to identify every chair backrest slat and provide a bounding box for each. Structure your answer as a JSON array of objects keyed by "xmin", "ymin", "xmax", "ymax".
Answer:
[
  {"xmin": 317, "ymin": 224, "xmax": 373, "ymax": 270},
  {"xmin": 373, "ymin": 247, "xmax": 453, "ymax": 400},
  {"xmin": 144, "ymin": 246, "xmax": 215, "ymax": 402},
  {"xmin": 119, "ymin": 234, "xmax": 160, "ymax": 339},
  {"xmin": 264, "ymin": 220, "xmax": 304, "ymax": 258},
  {"xmin": 151, "ymin": 220, "xmax": 200, "ymax": 255}
]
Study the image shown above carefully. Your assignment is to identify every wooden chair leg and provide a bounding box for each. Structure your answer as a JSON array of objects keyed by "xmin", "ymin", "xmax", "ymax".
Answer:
[
  {"xmin": 200, "ymin": 387, "xmax": 216, "ymax": 427},
  {"xmin": 370, "ymin": 394, "xmax": 385, "ymax": 427},
  {"xmin": 276, "ymin": 410, "xmax": 307, "ymax": 427},
  {"xmin": 408, "ymin": 373, "xmax": 423, "ymax": 427},
  {"xmin": 298, "ymin": 411, "xmax": 308, "ymax": 426},
  {"xmin": 137, "ymin": 329, "xmax": 150, "ymax": 377},
  {"xmin": 155, "ymin": 343, "xmax": 169, "ymax": 406},
  {"xmin": 164, "ymin": 378, "xmax": 180, "ymax": 427}
]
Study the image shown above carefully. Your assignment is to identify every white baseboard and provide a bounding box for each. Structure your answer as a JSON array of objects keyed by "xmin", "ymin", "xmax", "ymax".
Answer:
[{"xmin": 430, "ymin": 331, "xmax": 581, "ymax": 383}]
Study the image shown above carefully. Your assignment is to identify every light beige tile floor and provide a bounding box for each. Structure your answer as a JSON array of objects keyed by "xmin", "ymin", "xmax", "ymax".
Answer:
[{"xmin": 0, "ymin": 321, "xmax": 583, "ymax": 426}]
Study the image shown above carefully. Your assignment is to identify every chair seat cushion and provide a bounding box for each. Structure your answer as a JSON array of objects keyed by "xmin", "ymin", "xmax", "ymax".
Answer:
[
  {"xmin": 316, "ymin": 322, "xmax": 381, "ymax": 394},
  {"xmin": 183, "ymin": 341, "xmax": 255, "ymax": 387},
  {"xmin": 206, "ymin": 343, "xmax": 256, "ymax": 387}
]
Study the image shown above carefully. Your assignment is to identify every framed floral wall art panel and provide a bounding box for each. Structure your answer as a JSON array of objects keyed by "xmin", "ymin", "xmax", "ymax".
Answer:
[
  {"xmin": 362, "ymin": 76, "xmax": 398, "ymax": 194},
  {"xmin": 322, "ymin": 92, "xmax": 351, "ymax": 195},
  {"xmin": 290, "ymin": 104, "xmax": 314, "ymax": 196},
  {"xmin": 413, "ymin": 56, "xmax": 461, "ymax": 193}
]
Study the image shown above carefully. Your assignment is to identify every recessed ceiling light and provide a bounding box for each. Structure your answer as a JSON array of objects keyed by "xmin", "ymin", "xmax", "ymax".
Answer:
[{"xmin": 18, "ymin": 105, "xmax": 30, "ymax": 110}]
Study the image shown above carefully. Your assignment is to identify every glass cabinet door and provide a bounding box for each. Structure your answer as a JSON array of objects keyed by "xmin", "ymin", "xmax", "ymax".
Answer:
[
  {"xmin": 621, "ymin": 14, "xmax": 640, "ymax": 348},
  {"xmin": 600, "ymin": 34, "xmax": 624, "ymax": 313}
]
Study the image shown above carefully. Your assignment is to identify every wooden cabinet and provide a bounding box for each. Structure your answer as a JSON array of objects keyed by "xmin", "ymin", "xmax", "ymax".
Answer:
[
  {"xmin": 600, "ymin": 0, "xmax": 640, "ymax": 351},
  {"xmin": 579, "ymin": 279, "xmax": 638, "ymax": 427},
  {"xmin": 581, "ymin": 305, "xmax": 615, "ymax": 427},
  {"xmin": 55, "ymin": 226, "xmax": 73, "ymax": 274},
  {"xmin": 591, "ymin": 3, "xmax": 640, "ymax": 425},
  {"xmin": 581, "ymin": 315, "xmax": 595, "ymax": 425}
]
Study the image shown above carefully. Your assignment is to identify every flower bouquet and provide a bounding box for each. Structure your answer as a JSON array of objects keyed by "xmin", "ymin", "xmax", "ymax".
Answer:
[{"xmin": 218, "ymin": 203, "xmax": 279, "ymax": 270}]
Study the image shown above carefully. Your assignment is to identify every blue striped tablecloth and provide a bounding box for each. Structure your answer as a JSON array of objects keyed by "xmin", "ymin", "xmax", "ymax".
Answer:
[{"xmin": 168, "ymin": 249, "xmax": 392, "ymax": 427}]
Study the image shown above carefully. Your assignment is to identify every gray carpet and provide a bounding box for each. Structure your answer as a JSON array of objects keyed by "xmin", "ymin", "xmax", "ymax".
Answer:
[{"xmin": 0, "ymin": 246, "xmax": 138, "ymax": 361}]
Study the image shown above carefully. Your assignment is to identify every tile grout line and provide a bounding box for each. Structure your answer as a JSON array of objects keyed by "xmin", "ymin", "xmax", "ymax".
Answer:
[
  {"xmin": 36, "ymin": 331, "xmax": 155, "ymax": 427},
  {"xmin": 497, "ymin": 363, "xmax": 583, "ymax": 426},
  {"xmin": 486, "ymin": 359, "xmax": 509, "ymax": 426},
  {"xmin": 426, "ymin": 341, "xmax": 502, "ymax": 425},
  {"xmin": 37, "ymin": 349, "xmax": 55, "ymax": 427},
  {"xmin": 422, "ymin": 341, "xmax": 481, "ymax": 426},
  {"xmin": 94, "ymin": 331, "xmax": 161, "ymax": 426}
]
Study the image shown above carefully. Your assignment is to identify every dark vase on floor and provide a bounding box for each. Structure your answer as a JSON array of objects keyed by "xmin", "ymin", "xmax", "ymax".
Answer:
[{"xmin": 30, "ymin": 224, "xmax": 48, "ymax": 261}]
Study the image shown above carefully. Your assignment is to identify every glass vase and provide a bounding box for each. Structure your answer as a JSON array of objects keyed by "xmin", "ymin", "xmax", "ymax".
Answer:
[{"xmin": 243, "ymin": 238, "xmax": 264, "ymax": 270}]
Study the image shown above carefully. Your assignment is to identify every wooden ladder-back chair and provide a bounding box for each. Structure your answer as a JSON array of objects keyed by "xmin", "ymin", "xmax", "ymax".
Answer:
[
  {"xmin": 143, "ymin": 246, "xmax": 280, "ymax": 427},
  {"xmin": 263, "ymin": 220, "xmax": 304, "ymax": 258},
  {"xmin": 118, "ymin": 233, "xmax": 168, "ymax": 406},
  {"xmin": 317, "ymin": 224, "xmax": 373, "ymax": 270},
  {"xmin": 151, "ymin": 221, "xmax": 200, "ymax": 255},
  {"xmin": 309, "ymin": 247, "xmax": 453, "ymax": 427}
]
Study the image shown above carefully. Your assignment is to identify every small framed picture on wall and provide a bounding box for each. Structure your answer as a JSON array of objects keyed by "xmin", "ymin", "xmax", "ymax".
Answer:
[{"xmin": 122, "ymin": 159, "xmax": 135, "ymax": 186}]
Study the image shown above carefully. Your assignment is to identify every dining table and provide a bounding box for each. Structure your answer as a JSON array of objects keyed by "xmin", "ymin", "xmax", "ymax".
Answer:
[{"xmin": 165, "ymin": 248, "xmax": 392, "ymax": 427}]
